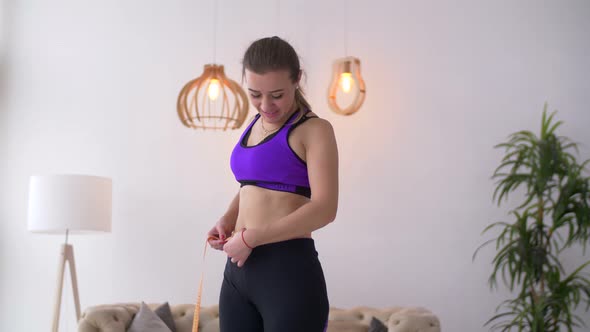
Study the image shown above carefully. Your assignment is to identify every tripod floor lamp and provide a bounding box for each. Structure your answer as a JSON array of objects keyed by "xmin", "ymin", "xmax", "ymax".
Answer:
[{"xmin": 27, "ymin": 174, "xmax": 112, "ymax": 332}]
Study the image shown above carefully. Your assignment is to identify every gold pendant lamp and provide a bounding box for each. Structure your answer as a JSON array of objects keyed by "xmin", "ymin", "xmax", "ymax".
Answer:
[
  {"xmin": 176, "ymin": 0, "xmax": 249, "ymax": 130},
  {"xmin": 328, "ymin": 56, "xmax": 366, "ymax": 115},
  {"xmin": 327, "ymin": 0, "xmax": 366, "ymax": 116}
]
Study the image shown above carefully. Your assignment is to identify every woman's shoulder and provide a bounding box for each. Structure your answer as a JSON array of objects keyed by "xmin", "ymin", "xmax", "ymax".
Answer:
[
  {"xmin": 297, "ymin": 111, "xmax": 335, "ymax": 142},
  {"xmin": 305, "ymin": 111, "xmax": 333, "ymax": 130}
]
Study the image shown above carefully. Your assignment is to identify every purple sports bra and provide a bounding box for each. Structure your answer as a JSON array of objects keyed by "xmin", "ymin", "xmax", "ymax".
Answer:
[{"xmin": 230, "ymin": 109, "xmax": 318, "ymax": 198}]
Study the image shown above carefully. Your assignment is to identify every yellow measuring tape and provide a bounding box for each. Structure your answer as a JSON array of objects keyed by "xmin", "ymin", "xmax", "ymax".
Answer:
[
  {"xmin": 191, "ymin": 235, "xmax": 216, "ymax": 332},
  {"xmin": 192, "ymin": 233, "xmax": 234, "ymax": 332}
]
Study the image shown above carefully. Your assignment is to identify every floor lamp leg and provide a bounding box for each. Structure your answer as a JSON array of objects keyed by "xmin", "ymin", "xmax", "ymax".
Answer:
[
  {"xmin": 68, "ymin": 244, "xmax": 82, "ymax": 321},
  {"xmin": 51, "ymin": 244, "xmax": 81, "ymax": 332}
]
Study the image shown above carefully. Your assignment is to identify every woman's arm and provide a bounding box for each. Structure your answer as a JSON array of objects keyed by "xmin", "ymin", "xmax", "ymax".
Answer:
[{"xmin": 247, "ymin": 118, "xmax": 339, "ymax": 247}]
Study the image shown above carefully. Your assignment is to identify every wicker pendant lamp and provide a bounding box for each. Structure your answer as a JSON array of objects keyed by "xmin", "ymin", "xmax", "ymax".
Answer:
[
  {"xmin": 177, "ymin": 64, "xmax": 249, "ymax": 130},
  {"xmin": 327, "ymin": 0, "xmax": 366, "ymax": 116},
  {"xmin": 176, "ymin": 0, "xmax": 249, "ymax": 130}
]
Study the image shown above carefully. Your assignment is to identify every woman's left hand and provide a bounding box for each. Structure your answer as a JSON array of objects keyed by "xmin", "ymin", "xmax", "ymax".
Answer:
[{"xmin": 223, "ymin": 229, "xmax": 256, "ymax": 267}]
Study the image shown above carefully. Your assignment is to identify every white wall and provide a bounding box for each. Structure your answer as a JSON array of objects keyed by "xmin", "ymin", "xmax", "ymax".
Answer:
[
  {"xmin": 2, "ymin": 0, "xmax": 590, "ymax": 331},
  {"xmin": 0, "ymin": 0, "xmax": 7, "ymax": 120}
]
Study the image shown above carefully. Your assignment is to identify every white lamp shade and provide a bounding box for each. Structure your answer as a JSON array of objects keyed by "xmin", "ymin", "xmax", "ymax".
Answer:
[{"xmin": 27, "ymin": 174, "xmax": 112, "ymax": 234}]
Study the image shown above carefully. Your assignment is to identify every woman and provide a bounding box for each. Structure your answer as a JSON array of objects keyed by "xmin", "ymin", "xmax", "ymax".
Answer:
[{"xmin": 207, "ymin": 36, "xmax": 339, "ymax": 332}]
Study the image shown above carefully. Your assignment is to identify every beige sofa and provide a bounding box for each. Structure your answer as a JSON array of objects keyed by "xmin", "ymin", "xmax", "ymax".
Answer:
[{"xmin": 78, "ymin": 303, "xmax": 441, "ymax": 332}]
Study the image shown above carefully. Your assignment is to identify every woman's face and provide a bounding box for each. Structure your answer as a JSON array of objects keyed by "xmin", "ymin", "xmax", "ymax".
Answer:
[{"xmin": 244, "ymin": 69, "xmax": 298, "ymax": 125}]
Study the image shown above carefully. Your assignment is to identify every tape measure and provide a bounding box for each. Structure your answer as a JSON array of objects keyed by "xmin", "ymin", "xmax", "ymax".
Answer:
[
  {"xmin": 191, "ymin": 235, "xmax": 214, "ymax": 332},
  {"xmin": 192, "ymin": 234, "xmax": 230, "ymax": 332}
]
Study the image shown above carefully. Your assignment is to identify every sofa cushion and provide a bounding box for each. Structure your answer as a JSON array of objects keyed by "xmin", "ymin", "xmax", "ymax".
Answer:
[
  {"xmin": 326, "ymin": 320, "xmax": 368, "ymax": 332},
  {"xmin": 388, "ymin": 308, "xmax": 441, "ymax": 332},
  {"xmin": 154, "ymin": 302, "xmax": 177, "ymax": 332},
  {"xmin": 368, "ymin": 317, "xmax": 388, "ymax": 332},
  {"xmin": 128, "ymin": 302, "xmax": 172, "ymax": 332}
]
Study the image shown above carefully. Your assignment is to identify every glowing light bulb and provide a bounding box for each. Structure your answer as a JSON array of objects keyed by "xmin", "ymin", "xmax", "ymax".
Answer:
[
  {"xmin": 208, "ymin": 79, "xmax": 220, "ymax": 100},
  {"xmin": 340, "ymin": 72, "xmax": 354, "ymax": 93}
]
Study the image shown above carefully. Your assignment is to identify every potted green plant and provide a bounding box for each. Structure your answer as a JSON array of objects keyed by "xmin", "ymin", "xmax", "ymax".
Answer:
[{"xmin": 474, "ymin": 104, "xmax": 590, "ymax": 331}]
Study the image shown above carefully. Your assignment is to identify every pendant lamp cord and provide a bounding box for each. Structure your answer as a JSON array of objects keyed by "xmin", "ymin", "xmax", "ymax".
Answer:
[{"xmin": 213, "ymin": 0, "xmax": 218, "ymax": 63}]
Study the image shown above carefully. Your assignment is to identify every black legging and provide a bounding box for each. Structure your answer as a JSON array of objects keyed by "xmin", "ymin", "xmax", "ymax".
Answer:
[{"xmin": 219, "ymin": 238, "xmax": 329, "ymax": 332}]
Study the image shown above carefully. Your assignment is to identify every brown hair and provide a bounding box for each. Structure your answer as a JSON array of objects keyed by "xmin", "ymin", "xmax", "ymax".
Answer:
[{"xmin": 242, "ymin": 36, "xmax": 312, "ymax": 121}]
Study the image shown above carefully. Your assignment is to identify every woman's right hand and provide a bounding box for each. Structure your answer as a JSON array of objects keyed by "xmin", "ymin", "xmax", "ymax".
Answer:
[{"xmin": 207, "ymin": 216, "xmax": 234, "ymax": 250}]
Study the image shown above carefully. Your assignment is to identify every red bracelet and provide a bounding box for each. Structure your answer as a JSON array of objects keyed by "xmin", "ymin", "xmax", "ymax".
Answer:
[{"xmin": 241, "ymin": 228, "xmax": 253, "ymax": 249}]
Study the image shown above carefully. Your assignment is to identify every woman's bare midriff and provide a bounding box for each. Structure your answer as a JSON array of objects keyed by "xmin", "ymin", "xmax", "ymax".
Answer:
[{"xmin": 234, "ymin": 185, "xmax": 312, "ymax": 239}]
